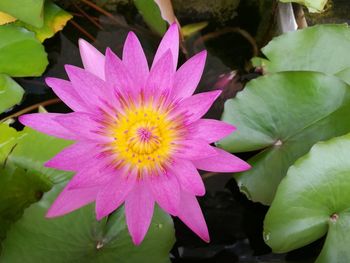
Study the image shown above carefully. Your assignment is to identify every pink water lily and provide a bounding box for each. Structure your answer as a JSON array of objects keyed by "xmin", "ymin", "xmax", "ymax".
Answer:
[{"xmin": 19, "ymin": 24, "xmax": 250, "ymax": 245}]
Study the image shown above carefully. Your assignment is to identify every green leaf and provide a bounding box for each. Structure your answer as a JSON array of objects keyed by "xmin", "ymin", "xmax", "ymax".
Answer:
[
  {"xmin": 0, "ymin": 124, "xmax": 72, "ymax": 246},
  {"xmin": 279, "ymin": 0, "xmax": 327, "ymax": 12},
  {"xmin": 0, "ymin": 183, "xmax": 175, "ymax": 263},
  {"xmin": 336, "ymin": 67, "xmax": 350, "ymax": 85},
  {"xmin": 0, "ymin": 123, "xmax": 20, "ymax": 164},
  {"xmin": 134, "ymin": 0, "xmax": 167, "ymax": 36},
  {"xmin": 264, "ymin": 133, "xmax": 350, "ymax": 263},
  {"xmin": 0, "ymin": 0, "xmax": 44, "ymax": 27},
  {"xmin": 0, "ymin": 24, "xmax": 48, "ymax": 77},
  {"xmin": 16, "ymin": 1, "xmax": 72, "ymax": 42},
  {"xmin": 253, "ymin": 24, "xmax": 350, "ymax": 75},
  {"xmin": 6, "ymin": 127, "xmax": 73, "ymax": 184},
  {"xmin": 218, "ymin": 72, "xmax": 350, "ymax": 204},
  {"xmin": 0, "ymin": 166, "xmax": 51, "ymax": 244},
  {"xmin": 0, "ymin": 74, "xmax": 24, "ymax": 113}
]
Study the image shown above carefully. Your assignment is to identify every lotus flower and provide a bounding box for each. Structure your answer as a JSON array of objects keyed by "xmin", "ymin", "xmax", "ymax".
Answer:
[{"xmin": 19, "ymin": 24, "xmax": 250, "ymax": 245}]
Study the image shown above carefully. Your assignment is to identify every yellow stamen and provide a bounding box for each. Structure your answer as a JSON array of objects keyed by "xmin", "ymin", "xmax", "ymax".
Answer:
[{"xmin": 110, "ymin": 101, "xmax": 181, "ymax": 173}]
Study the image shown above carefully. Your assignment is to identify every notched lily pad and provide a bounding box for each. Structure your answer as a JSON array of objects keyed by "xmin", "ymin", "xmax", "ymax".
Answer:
[
  {"xmin": 0, "ymin": 74, "xmax": 24, "ymax": 114},
  {"xmin": 7, "ymin": 127, "xmax": 73, "ymax": 184},
  {"xmin": 218, "ymin": 71, "xmax": 350, "ymax": 204},
  {"xmin": 252, "ymin": 24, "xmax": 350, "ymax": 75},
  {"xmin": 0, "ymin": 0, "xmax": 44, "ymax": 28},
  {"xmin": 16, "ymin": 1, "xmax": 72, "ymax": 42},
  {"xmin": 0, "ymin": 183, "xmax": 175, "ymax": 263},
  {"xmin": 264, "ymin": 133, "xmax": 350, "ymax": 263},
  {"xmin": 0, "ymin": 124, "xmax": 72, "ymax": 247},
  {"xmin": 0, "ymin": 24, "xmax": 48, "ymax": 77}
]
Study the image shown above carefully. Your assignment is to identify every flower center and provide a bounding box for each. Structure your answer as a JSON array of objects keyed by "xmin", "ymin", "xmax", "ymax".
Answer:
[
  {"xmin": 137, "ymin": 128, "xmax": 153, "ymax": 142},
  {"xmin": 110, "ymin": 102, "xmax": 181, "ymax": 173},
  {"xmin": 127, "ymin": 123, "xmax": 161, "ymax": 155}
]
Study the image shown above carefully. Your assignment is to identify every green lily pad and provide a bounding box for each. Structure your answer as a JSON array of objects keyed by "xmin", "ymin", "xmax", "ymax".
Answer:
[
  {"xmin": 279, "ymin": 0, "xmax": 327, "ymax": 12},
  {"xmin": 218, "ymin": 71, "xmax": 350, "ymax": 204},
  {"xmin": 264, "ymin": 133, "xmax": 350, "ymax": 263},
  {"xmin": 0, "ymin": 24, "xmax": 48, "ymax": 77},
  {"xmin": 0, "ymin": 123, "xmax": 21, "ymax": 163},
  {"xmin": 7, "ymin": 127, "xmax": 73, "ymax": 184},
  {"xmin": 336, "ymin": 67, "xmax": 350, "ymax": 85},
  {"xmin": 16, "ymin": 1, "xmax": 72, "ymax": 42},
  {"xmin": 134, "ymin": 0, "xmax": 167, "ymax": 36},
  {"xmin": 0, "ymin": 166, "xmax": 51, "ymax": 246},
  {"xmin": 0, "ymin": 0, "xmax": 44, "ymax": 28},
  {"xmin": 253, "ymin": 24, "xmax": 350, "ymax": 75},
  {"xmin": 0, "ymin": 124, "xmax": 72, "ymax": 246},
  {"xmin": 0, "ymin": 74, "xmax": 24, "ymax": 113},
  {"xmin": 0, "ymin": 183, "xmax": 175, "ymax": 263}
]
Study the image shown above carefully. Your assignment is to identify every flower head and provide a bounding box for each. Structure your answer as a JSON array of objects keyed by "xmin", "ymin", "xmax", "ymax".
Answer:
[{"xmin": 20, "ymin": 24, "xmax": 250, "ymax": 245}]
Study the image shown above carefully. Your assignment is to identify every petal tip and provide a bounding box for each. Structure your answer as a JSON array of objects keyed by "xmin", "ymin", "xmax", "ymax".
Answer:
[
  {"xmin": 78, "ymin": 38, "xmax": 89, "ymax": 47},
  {"xmin": 45, "ymin": 208, "xmax": 58, "ymax": 219},
  {"xmin": 131, "ymin": 236, "xmax": 143, "ymax": 246},
  {"xmin": 18, "ymin": 115, "xmax": 26, "ymax": 125}
]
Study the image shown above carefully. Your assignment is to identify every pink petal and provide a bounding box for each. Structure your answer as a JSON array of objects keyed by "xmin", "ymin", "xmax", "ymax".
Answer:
[
  {"xmin": 54, "ymin": 112, "xmax": 110, "ymax": 142},
  {"xmin": 149, "ymin": 171, "xmax": 180, "ymax": 216},
  {"xmin": 19, "ymin": 113, "xmax": 77, "ymax": 140},
  {"xmin": 79, "ymin": 39, "xmax": 105, "ymax": 79},
  {"xmin": 125, "ymin": 181, "xmax": 155, "ymax": 245},
  {"xmin": 189, "ymin": 119, "xmax": 236, "ymax": 143},
  {"xmin": 45, "ymin": 142, "xmax": 98, "ymax": 171},
  {"xmin": 169, "ymin": 159, "xmax": 205, "ymax": 196},
  {"xmin": 177, "ymin": 190, "xmax": 209, "ymax": 242},
  {"xmin": 95, "ymin": 171, "xmax": 136, "ymax": 220},
  {"xmin": 123, "ymin": 32, "xmax": 149, "ymax": 86},
  {"xmin": 146, "ymin": 50, "xmax": 173, "ymax": 96},
  {"xmin": 65, "ymin": 65, "xmax": 112, "ymax": 112},
  {"xmin": 46, "ymin": 77, "xmax": 88, "ymax": 112},
  {"xmin": 66, "ymin": 162, "xmax": 111, "ymax": 190},
  {"xmin": 105, "ymin": 48, "xmax": 137, "ymax": 97},
  {"xmin": 172, "ymin": 50, "xmax": 207, "ymax": 99},
  {"xmin": 175, "ymin": 139, "xmax": 217, "ymax": 160},
  {"xmin": 192, "ymin": 147, "xmax": 251, "ymax": 172},
  {"xmin": 177, "ymin": 90, "xmax": 221, "ymax": 123},
  {"xmin": 46, "ymin": 182, "xmax": 98, "ymax": 218},
  {"xmin": 152, "ymin": 23, "xmax": 179, "ymax": 70}
]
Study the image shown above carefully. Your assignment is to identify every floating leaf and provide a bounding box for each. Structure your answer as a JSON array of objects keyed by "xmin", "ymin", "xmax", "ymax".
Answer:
[
  {"xmin": 0, "ymin": 0, "xmax": 44, "ymax": 28},
  {"xmin": 0, "ymin": 24, "xmax": 48, "ymax": 77},
  {"xmin": 16, "ymin": 1, "xmax": 72, "ymax": 42},
  {"xmin": 0, "ymin": 167, "xmax": 51, "ymax": 246},
  {"xmin": 0, "ymin": 124, "xmax": 20, "ymax": 163},
  {"xmin": 218, "ymin": 72, "xmax": 350, "ymax": 204},
  {"xmin": 0, "ymin": 124, "xmax": 72, "ymax": 248},
  {"xmin": 0, "ymin": 11, "xmax": 16, "ymax": 25},
  {"xmin": 7, "ymin": 127, "xmax": 73, "ymax": 184},
  {"xmin": 279, "ymin": 0, "xmax": 328, "ymax": 12},
  {"xmin": 134, "ymin": 0, "xmax": 167, "ymax": 35},
  {"xmin": 336, "ymin": 67, "xmax": 350, "ymax": 85},
  {"xmin": 253, "ymin": 24, "xmax": 350, "ymax": 75},
  {"xmin": 1, "ymin": 183, "xmax": 175, "ymax": 263},
  {"xmin": 182, "ymin": 22, "xmax": 208, "ymax": 38},
  {"xmin": 0, "ymin": 74, "xmax": 24, "ymax": 113},
  {"xmin": 264, "ymin": 133, "xmax": 350, "ymax": 263}
]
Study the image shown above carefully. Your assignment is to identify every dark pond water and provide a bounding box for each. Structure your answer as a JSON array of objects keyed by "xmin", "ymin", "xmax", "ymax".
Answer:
[{"xmin": 2, "ymin": 0, "xmax": 349, "ymax": 262}]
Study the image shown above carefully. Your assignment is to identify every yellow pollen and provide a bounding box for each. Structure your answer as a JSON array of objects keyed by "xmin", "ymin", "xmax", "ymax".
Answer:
[{"xmin": 110, "ymin": 102, "xmax": 180, "ymax": 173}]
